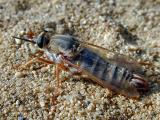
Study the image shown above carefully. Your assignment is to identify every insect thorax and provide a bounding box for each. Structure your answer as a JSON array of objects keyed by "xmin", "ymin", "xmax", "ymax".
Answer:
[{"xmin": 52, "ymin": 35, "xmax": 82, "ymax": 57}]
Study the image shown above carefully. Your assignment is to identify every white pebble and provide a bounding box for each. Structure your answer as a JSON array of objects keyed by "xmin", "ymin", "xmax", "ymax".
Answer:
[
  {"xmin": 16, "ymin": 100, "xmax": 20, "ymax": 106},
  {"xmin": 40, "ymin": 101, "xmax": 45, "ymax": 108},
  {"xmin": 15, "ymin": 72, "xmax": 24, "ymax": 78},
  {"xmin": 15, "ymin": 38, "xmax": 22, "ymax": 45}
]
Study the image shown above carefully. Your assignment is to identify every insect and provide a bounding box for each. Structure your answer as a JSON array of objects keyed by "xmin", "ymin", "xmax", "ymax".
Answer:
[{"xmin": 13, "ymin": 30, "xmax": 149, "ymax": 99}]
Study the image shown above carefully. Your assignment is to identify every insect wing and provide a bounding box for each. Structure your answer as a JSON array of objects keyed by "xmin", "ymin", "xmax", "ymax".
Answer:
[{"xmin": 81, "ymin": 41, "xmax": 143, "ymax": 74}]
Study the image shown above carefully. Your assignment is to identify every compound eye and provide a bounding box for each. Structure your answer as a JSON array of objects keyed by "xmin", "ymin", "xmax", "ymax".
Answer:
[{"xmin": 36, "ymin": 33, "xmax": 50, "ymax": 48}]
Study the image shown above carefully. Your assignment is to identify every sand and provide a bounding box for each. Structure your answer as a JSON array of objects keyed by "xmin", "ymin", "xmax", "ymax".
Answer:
[{"xmin": 0, "ymin": 0, "xmax": 160, "ymax": 119}]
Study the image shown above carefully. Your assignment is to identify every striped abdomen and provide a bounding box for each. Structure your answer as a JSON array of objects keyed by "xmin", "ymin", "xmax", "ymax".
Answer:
[
  {"xmin": 72, "ymin": 48, "xmax": 132, "ymax": 87},
  {"xmin": 71, "ymin": 48, "xmax": 138, "ymax": 96}
]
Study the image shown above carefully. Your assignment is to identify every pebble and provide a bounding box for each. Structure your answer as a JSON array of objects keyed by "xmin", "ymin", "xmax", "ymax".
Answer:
[
  {"xmin": 18, "ymin": 105, "xmax": 24, "ymax": 112},
  {"xmin": 15, "ymin": 72, "xmax": 25, "ymax": 78},
  {"xmin": 14, "ymin": 37, "xmax": 22, "ymax": 45},
  {"xmin": 16, "ymin": 100, "xmax": 21, "ymax": 106},
  {"xmin": 87, "ymin": 103, "xmax": 96, "ymax": 111},
  {"xmin": 41, "ymin": 66, "xmax": 49, "ymax": 73}
]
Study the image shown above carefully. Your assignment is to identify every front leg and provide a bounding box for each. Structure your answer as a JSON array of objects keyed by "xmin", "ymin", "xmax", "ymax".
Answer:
[{"xmin": 18, "ymin": 50, "xmax": 54, "ymax": 71}]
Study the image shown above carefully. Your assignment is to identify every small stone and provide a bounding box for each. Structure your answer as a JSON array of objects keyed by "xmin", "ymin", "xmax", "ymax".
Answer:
[
  {"xmin": 15, "ymin": 38, "xmax": 22, "ymax": 45},
  {"xmin": 80, "ymin": 19, "xmax": 87, "ymax": 25},
  {"xmin": 18, "ymin": 105, "xmax": 24, "ymax": 112},
  {"xmin": 41, "ymin": 66, "xmax": 48, "ymax": 73},
  {"xmin": 19, "ymin": 30, "xmax": 25, "ymax": 36},
  {"xmin": 15, "ymin": 72, "xmax": 24, "ymax": 78},
  {"xmin": 99, "ymin": 16, "xmax": 105, "ymax": 22},
  {"xmin": 39, "ymin": 99, "xmax": 45, "ymax": 108},
  {"xmin": 87, "ymin": 103, "xmax": 96, "ymax": 111},
  {"xmin": 16, "ymin": 100, "xmax": 20, "ymax": 106}
]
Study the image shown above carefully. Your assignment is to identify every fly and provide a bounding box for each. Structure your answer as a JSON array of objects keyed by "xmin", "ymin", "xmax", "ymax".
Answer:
[{"xmin": 13, "ymin": 30, "xmax": 149, "ymax": 99}]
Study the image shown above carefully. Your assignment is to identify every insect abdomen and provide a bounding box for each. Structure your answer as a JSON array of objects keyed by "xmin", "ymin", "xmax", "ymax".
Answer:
[{"xmin": 73, "ymin": 48, "xmax": 132, "ymax": 88}]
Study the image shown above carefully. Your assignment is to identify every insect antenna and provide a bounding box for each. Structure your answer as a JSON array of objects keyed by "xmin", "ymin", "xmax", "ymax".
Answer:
[{"xmin": 12, "ymin": 36, "xmax": 36, "ymax": 44}]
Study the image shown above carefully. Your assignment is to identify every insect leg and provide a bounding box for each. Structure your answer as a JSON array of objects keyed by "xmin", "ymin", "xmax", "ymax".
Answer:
[
  {"xmin": 35, "ymin": 57, "xmax": 54, "ymax": 64},
  {"xmin": 18, "ymin": 58, "xmax": 36, "ymax": 70},
  {"xmin": 50, "ymin": 64, "xmax": 63, "ymax": 106},
  {"xmin": 50, "ymin": 63, "xmax": 64, "ymax": 114},
  {"xmin": 59, "ymin": 59, "xmax": 89, "ymax": 81},
  {"xmin": 18, "ymin": 52, "xmax": 54, "ymax": 70},
  {"xmin": 56, "ymin": 64, "xmax": 60, "ymax": 88},
  {"xmin": 54, "ymin": 63, "xmax": 65, "ymax": 94}
]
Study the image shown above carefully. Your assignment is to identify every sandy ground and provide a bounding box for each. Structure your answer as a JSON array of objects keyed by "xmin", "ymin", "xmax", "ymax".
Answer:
[{"xmin": 0, "ymin": 0, "xmax": 160, "ymax": 119}]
